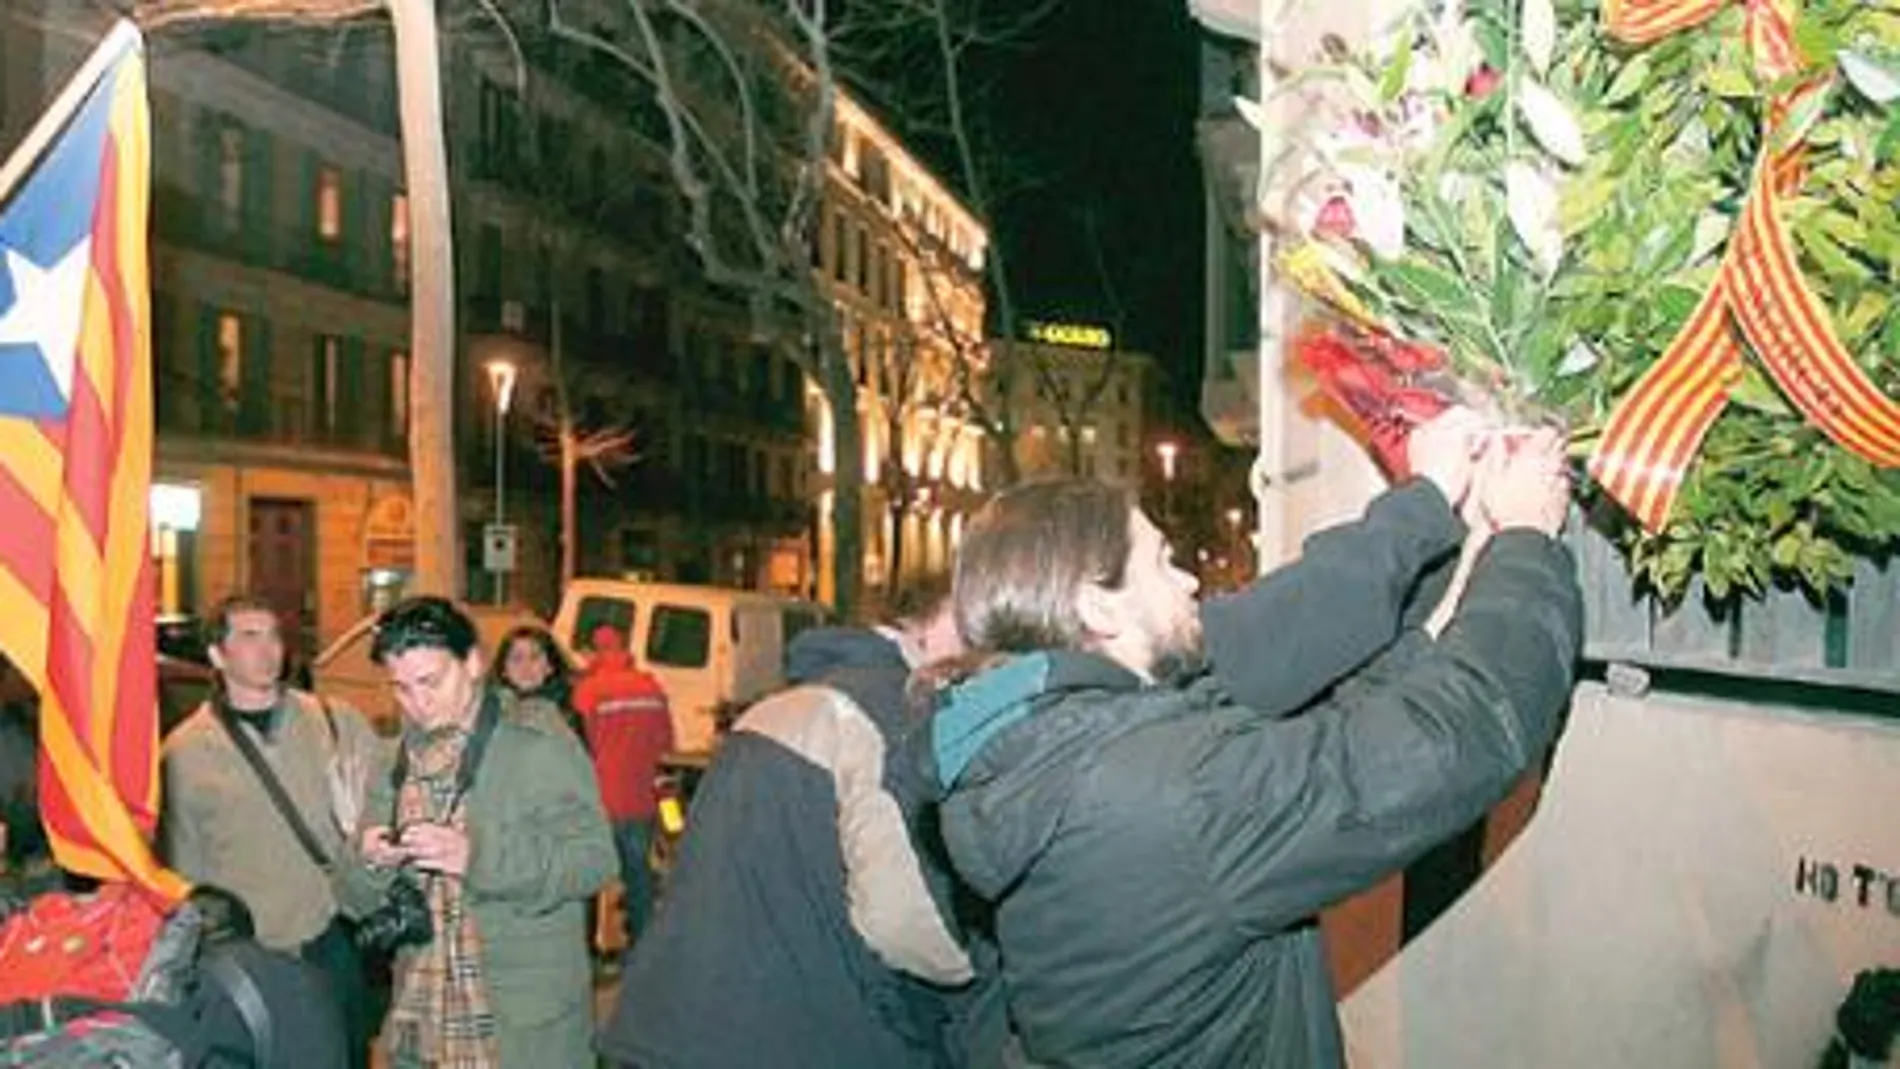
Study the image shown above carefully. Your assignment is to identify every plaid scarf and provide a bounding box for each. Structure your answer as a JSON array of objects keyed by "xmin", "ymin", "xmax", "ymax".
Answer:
[{"xmin": 386, "ymin": 721, "xmax": 500, "ymax": 1069}]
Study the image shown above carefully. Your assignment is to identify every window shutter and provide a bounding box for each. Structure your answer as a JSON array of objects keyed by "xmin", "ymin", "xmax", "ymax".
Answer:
[
  {"xmin": 339, "ymin": 337, "xmax": 368, "ymax": 448},
  {"xmin": 195, "ymin": 303, "xmax": 218, "ymax": 433},
  {"xmin": 300, "ymin": 149, "xmax": 320, "ymax": 243},
  {"xmin": 245, "ymin": 127, "xmax": 273, "ymax": 243},
  {"xmin": 250, "ymin": 315, "xmax": 275, "ymax": 438}
]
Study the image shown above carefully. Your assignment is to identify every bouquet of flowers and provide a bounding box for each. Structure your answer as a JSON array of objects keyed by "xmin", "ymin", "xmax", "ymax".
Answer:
[{"xmin": 1256, "ymin": 0, "xmax": 1900, "ymax": 600}]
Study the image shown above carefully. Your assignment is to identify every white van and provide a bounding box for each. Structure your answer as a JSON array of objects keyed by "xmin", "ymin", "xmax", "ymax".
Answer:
[{"xmin": 552, "ymin": 580, "xmax": 829, "ymax": 753}]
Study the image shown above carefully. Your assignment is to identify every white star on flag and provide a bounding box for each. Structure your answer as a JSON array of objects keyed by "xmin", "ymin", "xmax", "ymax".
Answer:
[{"xmin": 0, "ymin": 238, "xmax": 93, "ymax": 407}]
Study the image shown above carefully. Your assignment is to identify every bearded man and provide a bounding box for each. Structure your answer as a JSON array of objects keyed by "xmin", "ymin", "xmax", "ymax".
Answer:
[{"xmin": 925, "ymin": 413, "xmax": 1582, "ymax": 1068}]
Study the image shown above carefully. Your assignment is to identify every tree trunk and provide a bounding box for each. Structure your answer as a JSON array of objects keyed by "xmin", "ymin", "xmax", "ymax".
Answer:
[
  {"xmin": 887, "ymin": 497, "xmax": 907, "ymax": 586},
  {"xmin": 553, "ymin": 308, "xmax": 577, "ymax": 589},
  {"xmin": 387, "ymin": 0, "xmax": 457, "ymax": 597},
  {"xmin": 989, "ymin": 424, "xmax": 1022, "ymax": 488},
  {"xmin": 560, "ymin": 426, "xmax": 577, "ymax": 588},
  {"xmin": 819, "ymin": 326, "xmax": 863, "ymax": 621}
]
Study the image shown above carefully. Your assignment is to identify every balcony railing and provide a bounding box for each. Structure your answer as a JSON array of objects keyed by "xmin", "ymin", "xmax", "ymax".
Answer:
[
  {"xmin": 154, "ymin": 184, "xmax": 407, "ymax": 305},
  {"xmin": 155, "ymin": 370, "xmax": 407, "ymax": 460},
  {"xmin": 463, "ymin": 297, "xmax": 677, "ymax": 386},
  {"xmin": 190, "ymin": 25, "xmax": 400, "ymax": 138}
]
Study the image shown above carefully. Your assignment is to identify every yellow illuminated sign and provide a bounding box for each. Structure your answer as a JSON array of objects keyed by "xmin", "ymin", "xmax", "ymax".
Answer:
[{"xmin": 1024, "ymin": 320, "xmax": 1113, "ymax": 350}]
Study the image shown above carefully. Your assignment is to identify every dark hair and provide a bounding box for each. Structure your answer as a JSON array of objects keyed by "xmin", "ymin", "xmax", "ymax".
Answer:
[
  {"xmin": 187, "ymin": 884, "xmax": 256, "ymax": 944},
  {"xmin": 0, "ymin": 704, "xmax": 45, "ymax": 870},
  {"xmin": 493, "ymin": 626, "xmax": 572, "ymax": 700},
  {"xmin": 370, "ymin": 597, "xmax": 479, "ymax": 664},
  {"xmin": 858, "ymin": 571, "xmax": 952, "ymax": 629},
  {"xmin": 203, "ymin": 594, "xmax": 280, "ymax": 649},
  {"xmin": 954, "ymin": 479, "xmax": 1134, "ymax": 655}
]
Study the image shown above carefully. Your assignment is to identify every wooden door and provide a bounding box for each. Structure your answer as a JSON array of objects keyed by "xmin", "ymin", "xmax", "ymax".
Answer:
[{"xmin": 247, "ymin": 498, "xmax": 315, "ymax": 659}]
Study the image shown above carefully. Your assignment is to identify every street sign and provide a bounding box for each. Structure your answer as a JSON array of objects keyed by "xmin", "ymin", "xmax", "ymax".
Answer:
[{"xmin": 483, "ymin": 523, "xmax": 517, "ymax": 573}]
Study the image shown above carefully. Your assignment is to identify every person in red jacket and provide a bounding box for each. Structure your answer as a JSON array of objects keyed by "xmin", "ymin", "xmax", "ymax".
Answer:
[{"xmin": 571, "ymin": 625, "xmax": 674, "ymax": 949}]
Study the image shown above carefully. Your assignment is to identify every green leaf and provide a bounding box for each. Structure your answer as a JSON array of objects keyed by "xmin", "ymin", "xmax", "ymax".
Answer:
[
  {"xmin": 1560, "ymin": 174, "xmax": 1618, "ymax": 234},
  {"xmin": 1772, "ymin": 83, "xmax": 1836, "ymax": 153},
  {"xmin": 1475, "ymin": 18, "xmax": 1510, "ymax": 72},
  {"xmin": 1765, "ymin": 495, "xmax": 1797, "ymax": 530},
  {"xmin": 1793, "ymin": 19, "xmax": 1841, "ymax": 71},
  {"xmin": 1878, "ymin": 111, "xmax": 1900, "ymax": 164},
  {"xmin": 1601, "ymin": 55, "xmax": 1654, "ymax": 106},
  {"xmin": 1845, "ymin": 292, "xmax": 1891, "ymax": 338},
  {"xmin": 1491, "ymin": 239, "xmax": 1523, "ymax": 324},
  {"xmin": 1812, "ymin": 208, "xmax": 1870, "ymax": 248},
  {"xmin": 1772, "ymin": 531, "xmax": 1803, "ymax": 569},
  {"xmin": 1652, "ymin": 284, "xmax": 1705, "ymax": 332},
  {"xmin": 1729, "ymin": 364, "xmax": 1796, "ymax": 416},
  {"xmin": 1796, "ymin": 222, "xmax": 1875, "ymax": 282},
  {"xmin": 1703, "ymin": 65, "xmax": 1756, "ymax": 99},
  {"xmin": 1382, "ymin": 260, "xmax": 1484, "ymax": 315},
  {"xmin": 1379, "ymin": 35, "xmax": 1414, "ymax": 103},
  {"xmin": 1806, "ymin": 120, "xmax": 1849, "ymax": 149}
]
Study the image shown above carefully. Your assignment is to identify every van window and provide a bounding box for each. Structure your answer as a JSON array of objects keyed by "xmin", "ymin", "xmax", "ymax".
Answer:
[
  {"xmin": 647, "ymin": 605, "xmax": 711, "ymax": 668},
  {"xmin": 782, "ymin": 608, "xmax": 821, "ymax": 648},
  {"xmin": 573, "ymin": 596, "xmax": 636, "ymax": 651}
]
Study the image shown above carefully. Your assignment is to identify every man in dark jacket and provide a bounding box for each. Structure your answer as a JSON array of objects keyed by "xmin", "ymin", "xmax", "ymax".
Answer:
[
  {"xmin": 928, "ymin": 420, "xmax": 1582, "ymax": 1067},
  {"xmin": 598, "ymin": 578, "xmax": 973, "ymax": 1069}
]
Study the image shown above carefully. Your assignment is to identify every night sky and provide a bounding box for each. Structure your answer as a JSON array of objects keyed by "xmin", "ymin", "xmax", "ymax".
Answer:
[{"xmin": 845, "ymin": 0, "xmax": 1206, "ymax": 420}]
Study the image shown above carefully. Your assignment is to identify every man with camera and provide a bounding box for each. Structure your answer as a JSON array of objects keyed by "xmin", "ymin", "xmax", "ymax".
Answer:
[
  {"xmin": 336, "ymin": 597, "xmax": 615, "ymax": 1069},
  {"xmin": 161, "ymin": 594, "xmax": 383, "ymax": 1068}
]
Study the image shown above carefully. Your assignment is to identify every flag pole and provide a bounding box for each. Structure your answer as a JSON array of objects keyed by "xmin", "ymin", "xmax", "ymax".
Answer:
[{"xmin": 0, "ymin": 19, "xmax": 142, "ymax": 208}]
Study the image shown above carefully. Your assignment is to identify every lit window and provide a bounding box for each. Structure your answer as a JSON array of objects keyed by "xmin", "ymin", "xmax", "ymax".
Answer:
[
  {"xmin": 317, "ymin": 336, "xmax": 340, "ymax": 434},
  {"xmin": 217, "ymin": 313, "xmax": 243, "ymax": 413},
  {"xmin": 391, "ymin": 193, "xmax": 410, "ymax": 292},
  {"xmin": 390, "ymin": 351, "xmax": 410, "ymax": 441},
  {"xmin": 317, "ymin": 165, "xmax": 343, "ymax": 241},
  {"xmin": 217, "ymin": 126, "xmax": 244, "ymax": 230}
]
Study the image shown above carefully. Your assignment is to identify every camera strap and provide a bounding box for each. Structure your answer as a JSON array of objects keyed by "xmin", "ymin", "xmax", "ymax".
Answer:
[
  {"xmin": 387, "ymin": 689, "xmax": 503, "ymax": 826},
  {"xmin": 215, "ymin": 694, "xmax": 334, "ymax": 871}
]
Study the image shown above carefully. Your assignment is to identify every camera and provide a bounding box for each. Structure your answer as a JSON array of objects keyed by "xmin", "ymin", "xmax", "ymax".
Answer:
[{"xmin": 355, "ymin": 870, "xmax": 433, "ymax": 953}]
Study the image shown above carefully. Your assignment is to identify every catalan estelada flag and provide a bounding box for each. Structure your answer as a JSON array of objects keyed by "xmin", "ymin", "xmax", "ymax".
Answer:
[{"xmin": 0, "ymin": 21, "xmax": 185, "ymax": 901}]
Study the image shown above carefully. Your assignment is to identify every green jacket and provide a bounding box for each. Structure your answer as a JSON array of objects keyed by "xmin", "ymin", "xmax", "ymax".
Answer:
[{"xmin": 336, "ymin": 691, "xmax": 614, "ymax": 1068}]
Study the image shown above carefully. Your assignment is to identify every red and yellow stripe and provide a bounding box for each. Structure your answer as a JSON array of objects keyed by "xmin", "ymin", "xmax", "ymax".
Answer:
[
  {"xmin": 0, "ymin": 36, "xmax": 184, "ymax": 902},
  {"xmin": 1589, "ymin": 0, "xmax": 1900, "ymax": 530}
]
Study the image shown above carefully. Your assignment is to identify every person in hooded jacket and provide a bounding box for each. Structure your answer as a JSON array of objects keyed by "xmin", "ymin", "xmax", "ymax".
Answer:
[
  {"xmin": 597, "ymin": 576, "xmax": 974, "ymax": 1069},
  {"xmin": 925, "ymin": 413, "xmax": 1583, "ymax": 1068}
]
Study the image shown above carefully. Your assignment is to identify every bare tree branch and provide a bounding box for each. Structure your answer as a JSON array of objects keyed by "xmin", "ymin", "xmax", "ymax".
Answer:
[
  {"xmin": 546, "ymin": 0, "xmax": 868, "ymax": 612},
  {"xmin": 470, "ymin": 0, "xmax": 527, "ymax": 98}
]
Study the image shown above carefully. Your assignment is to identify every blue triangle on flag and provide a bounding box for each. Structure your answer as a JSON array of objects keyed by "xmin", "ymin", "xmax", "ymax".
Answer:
[{"xmin": 0, "ymin": 350, "xmax": 70, "ymax": 419}]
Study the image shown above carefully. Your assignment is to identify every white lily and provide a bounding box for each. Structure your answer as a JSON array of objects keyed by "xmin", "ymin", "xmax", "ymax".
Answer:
[
  {"xmin": 1556, "ymin": 342, "xmax": 1601, "ymax": 377},
  {"xmin": 1839, "ymin": 50, "xmax": 1900, "ymax": 105},
  {"xmin": 1517, "ymin": 77, "xmax": 1588, "ymax": 166},
  {"xmin": 1349, "ymin": 164, "xmax": 1408, "ymax": 260},
  {"xmin": 1690, "ymin": 211, "xmax": 1732, "ymax": 265},
  {"xmin": 1432, "ymin": 0, "xmax": 1482, "ymax": 97},
  {"xmin": 1506, "ymin": 161, "xmax": 1564, "ymax": 276},
  {"xmin": 1521, "ymin": 0, "xmax": 1557, "ymax": 77}
]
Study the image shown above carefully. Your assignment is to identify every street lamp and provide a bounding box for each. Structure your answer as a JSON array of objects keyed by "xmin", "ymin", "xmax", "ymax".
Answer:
[
  {"xmin": 486, "ymin": 359, "xmax": 517, "ymax": 605},
  {"xmin": 1155, "ymin": 440, "xmax": 1180, "ymax": 528},
  {"xmin": 1225, "ymin": 506, "xmax": 1248, "ymax": 587}
]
